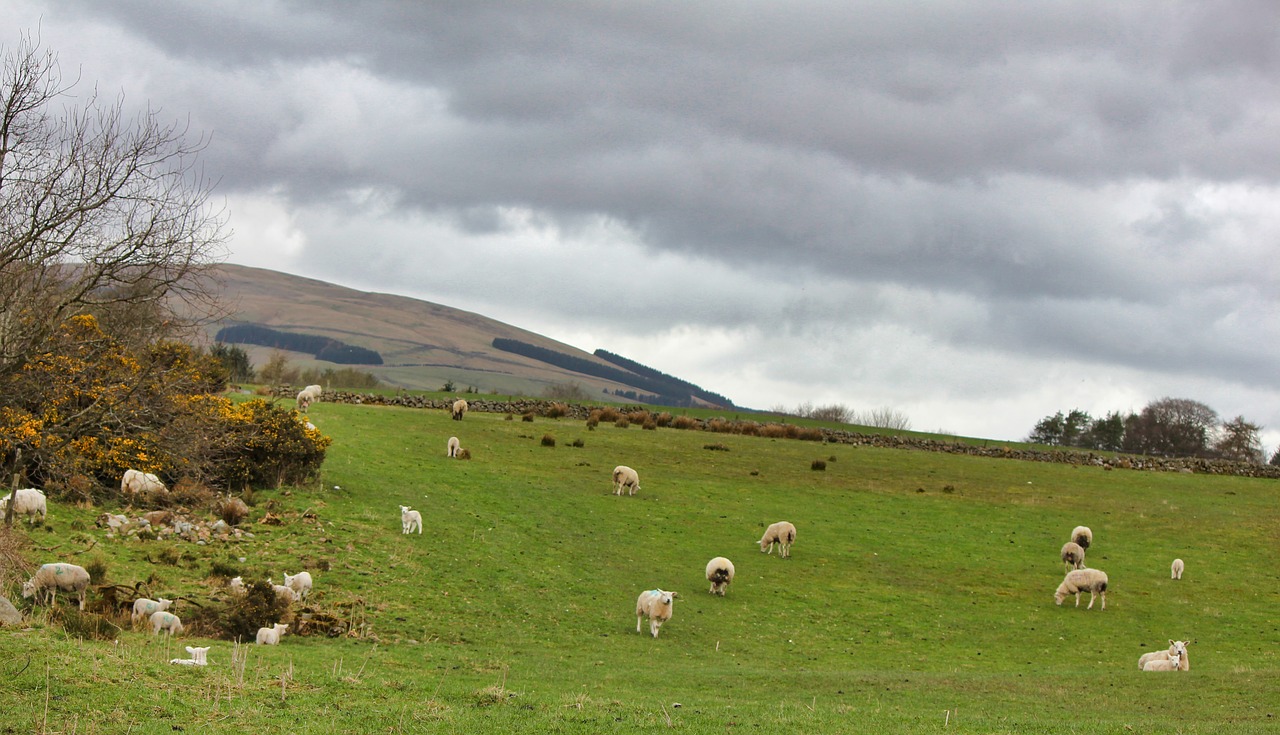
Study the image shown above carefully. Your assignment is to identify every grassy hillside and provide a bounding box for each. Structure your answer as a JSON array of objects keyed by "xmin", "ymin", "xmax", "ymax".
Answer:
[{"xmin": 2, "ymin": 400, "xmax": 1278, "ymax": 733}]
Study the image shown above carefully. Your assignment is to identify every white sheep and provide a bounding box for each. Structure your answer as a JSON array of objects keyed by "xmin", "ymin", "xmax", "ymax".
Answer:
[
  {"xmin": 150, "ymin": 610, "xmax": 184, "ymax": 636},
  {"xmin": 170, "ymin": 646, "xmax": 210, "ymax": 666},
  {"xmin": 1054, "ymin": 568, "xmax": 1108, "ymax": 610},
  {"xmin": 256, "ymin": 622, "xmax": 289, "ymax": 645},
  {"xmin": 447, "ymin": 436, "xmax": 461, "ymax": 458},
  {"xmin": 228, "ymin": 576, "xmax": 246, "ymax": 596},
  {"xmin": 451, "ymin": 398, "xmax": 468, "ymax": 421},
  {"xmin": 400, "ymin": 505, "xmax": 422, "ymax": 534},
  {"xmin": 1171, "ymin": 558, "xmax": 1184, "ymax": 580},
  {"xmin": 0, "ymin": 488, "xmax": 47, "ymax": 525},
  {"xmin": 1060, "ymin": 541, "xmax": 1086, "ymax": 572},
  {"xmin": 121, "ymin": 469, "xmax": 167, "ymax": 495},
  {"xmin": 706, "ymin": 557, "xmax": 735, "ymax": 596},
  {"xmin": 612, "ymin": 465, "xmax": 640, "ymax": 496},
  {"xmin": 1071, "ymin": 525, "xmax": 1093, "ymax": 551},
  {"xmin": 1142, "ymin": 650, "xmax": 1183, "ymax": 672},
  {"xmin": 1139, "ymin": 640, "xmax": 1191, "ymax": 672},
  {"xmin": 132, "ymin": 597, "xmax": 174, "ymax": 625},
  {"xmin": 22, "ymin": 563, "xmax": 91, "ymax": 610},
  {"xmin": 296, "ymin": 384, "xmax": 323, "ymax": 411},
  {"xmin": 269, "ymin": 581, "xmax": 298, "ymax": 603},
  {"xmin": 284, "ymin": 571, "xmax": 313, "ymax": 601},
  {"xmin": 635, "ymin": 589, "xmax": 678, "ymax": 638},
  {"xmin": 758, "ymin": 521, "xmax": 797, "ymax": 558}
]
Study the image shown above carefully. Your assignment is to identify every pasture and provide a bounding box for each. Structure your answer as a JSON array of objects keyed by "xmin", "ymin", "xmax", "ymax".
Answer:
[{"xmin": 2, "ymin": 400, "xmax": 1277, "ymax": 733}]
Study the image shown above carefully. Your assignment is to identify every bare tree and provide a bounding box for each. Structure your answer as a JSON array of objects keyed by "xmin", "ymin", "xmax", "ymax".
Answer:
[
  {"xmin": 1215, "ymin": 416, "xmax": 1264, "ymax": 463},
  {"xmin": 857, "ymin": 407, "xmax": 912, "ymax": 431}
]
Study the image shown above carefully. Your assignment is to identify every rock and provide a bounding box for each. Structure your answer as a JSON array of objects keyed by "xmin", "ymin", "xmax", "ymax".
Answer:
[{"xmin": 0, "ymin": 595, "xmax": 22, "ymax": 626}]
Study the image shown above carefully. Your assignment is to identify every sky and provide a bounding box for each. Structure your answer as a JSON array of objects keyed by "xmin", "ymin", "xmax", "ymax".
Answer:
[{"xmin": 6, "ymin": 1, "xmax": 1280, "ymax": 448}]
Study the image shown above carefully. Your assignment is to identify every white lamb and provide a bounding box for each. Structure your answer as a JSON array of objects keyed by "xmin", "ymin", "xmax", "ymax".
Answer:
[
  {"xmin": 758, "ymin": 521, "xmax": 797, "ymax": 558},
  {"xmin": 635, "ymin": 589, "xmax": 678, "ymax": 638},
  {"xmin": 297, "ymin": 384, "xmax": 323, "ymax": 411},
  {"xmin": 22, "ymin": 563, "xmax": 91, "ymax": 610},
  {"xmin": 150, "ymin": 610, "xmax": 184, "ymax": 636},
  {"xmin": 1171, "ymin": 558, "xmax": 1184, "ymax": 580},
  {"xmin": 170, "ymin": 646, "xmax": 210, "ymax": 666},
  {"xmin": 228, "ymin": 576, "xmax": 246, "ymax": 596},
  {"xmin": 1142, "ymin": 650, "xmax": 1183, "ymax": 672},
  {"xmin": 451, "ymin": 398, "xmax": 468, "ymax": 420},
  {"xmin": 269, "ymin": 581, "xmax": 298, "ymax": 603},
  {"xmin": 0, "ymin": 488, "xmax": 47, "ymax": 524},
  {"xmin": 1139, "ymin": 640, "xmax": 1191, "ymax": 672},
  {"xmin": 706, "ymin": 557, "xmax": 735, "ymax": 596},
  {"xmin": 1071, "ymin": 525, "xmax": 1093, "ymax": 551},
  {"xmin": 400, "ymin": 505, "xmax": 422, "ymax": 534},
  {"xmin": 256, "ymin": 622, "xmax": 289, "ymax": 645},
  {"xmin": 447, "ymin": 436, "xmax": 461, "ymax": 458},
  {"xmin": 121, "ymin": 469, "xmax": 167, "ymax": 495},
  {"xmin": 1060, "ymin": 541, "xmax": 1086, "ymax": 572},
  {"xmin": 132, "ymin": 597, "xmax": 174, "ymax": 625},
  {"xmin": 1054, "ymin": 568, "xmax": 1108, "ymax": 610},
  {"xmin": 612, "ymin": 465, "xmax": 640, "ymax": 496},
  {"xmin": 284, "ymin": 571, "xmax": 313, "ymax": 601}
]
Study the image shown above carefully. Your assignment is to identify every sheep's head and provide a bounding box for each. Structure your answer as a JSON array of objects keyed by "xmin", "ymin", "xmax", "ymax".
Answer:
[
  {"xmin": 658, "ymin": 590, "xmax": 677, "ymax": 605},
  {"xmin": 21, "ymin": 579, "xmax": 36, "ymax": 598},
  {"xmin": 159, "ymin": 597, "xmax": 173, "ymax": 606},
  {"xmin": 1053, "ymin": 588, "xmax": 1066, "ymax": 606},
  {"xmin": 399, "ymin": 505, "xmax": 410, "ymax": 514},
  {"xmin": 1170, "ymin": 640, "xmax": 1188, "ymax": 658},
  {"xmin": 1167, "ymin": 652, "xmax": 1182, "ymax": 669}
]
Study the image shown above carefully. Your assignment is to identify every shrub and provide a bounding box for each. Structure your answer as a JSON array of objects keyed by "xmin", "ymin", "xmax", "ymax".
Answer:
[
  {"xmin": 505, "ymin": 413, "xmax": 514, "ymax": 421},
  {"xmin": 797, "ymin": 427, "xmax": 825, "ymax": 442},
  {"xmin": 570, "ymin": 438, "xmax": 585, "ymax": 448},
  {"xmin": 218, "ymin": 495, "xmax": 250, "ymax": 525},
  {"xmin": 811, "ymin": 460, "xmax": 827, "ymax": 471},
  {"xmin": 83, "ymin": 554, "xmax": 110, "ymax": 584},
  {"xmin": 209, "ymin": 558, "xmax": 240, "ymax": 579},
  {"xmin": 642, "ymin": 419, "xmax": 657, "ymax": 431},
  {"xmin": 614, "ymin": 418, "xmax": 630, "ymax": 429},
  {"xmin": 597, "ymin": 407, "xmax": 620, "ymax": 422},
  {"xmin": 221, "ymin": 581, "xmax": 292, "ymax": 642},
  {"xmin": 544, "ymin": 403, "xmax": 569, "ymax": 419},
  {"xmin": 654, "ymin": 412, "xmax": 673, "ymax": 427},
  {"xmin": 704, "ymin": 443, "xmax": 730, "ymax": 452},
  {"xmin": 541, "ymin": 434, "xmax": 556, "ymax": 447},
  {"xmin": 56, "ymin": 608, "xmax": 121, "ymax": 641},
  {"xmin": 522, "ymin": 412, "xmax": 535, "ymax": 422},
  {"xmin": 672, "ymin": 416, "xmax": 699, "ymax": 431}
]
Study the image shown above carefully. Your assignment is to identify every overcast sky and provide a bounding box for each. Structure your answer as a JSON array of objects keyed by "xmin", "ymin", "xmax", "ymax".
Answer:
[{"xmin": 8, "ymin": 1, "xmax": 1280, "ymax": 448}]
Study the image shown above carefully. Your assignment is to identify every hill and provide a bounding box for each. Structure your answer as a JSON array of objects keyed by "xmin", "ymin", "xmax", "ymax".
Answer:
[{"xmin": 205, "ymin": 263, "xmax": 734, "ymax": 407}]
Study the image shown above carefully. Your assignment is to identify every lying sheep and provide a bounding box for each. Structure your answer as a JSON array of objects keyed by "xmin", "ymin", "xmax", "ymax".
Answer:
[
  {"xmin": 447, "ymin": 436, "xmax": 461, "ymax": 458},
  {"xmin": 1054, "ymin": 568, "xmax": 1108, "ymax": 610},
  {"xmin": 269, "ymin": 580, "xmax": 298, "ymax": 603},
  {"xmin": 122, "ymin": 469, "xmax": 167, "ymax": 495},
  {"xmin": 284, "ymin": 571, "xmax": 313, "ymax": 601},
  {"xmin": 451, "ymin": 399, "xmax": 468, "ymax": 421},
  {"xmin": 1139, "ymin": 640, "xmax": 1191, "ymax": 672},
  {"xmin": 150, "ymin": 610, "xmax": 184, "ymax": 636},
  {"xmin": 297, "ymin": 384, "xmax": 323, "ymax": 411},
  {"xmin": 1171, "ymin": 558, "xmax": 1184, "ymax": 580},
  {"xmin": 1071, "ymin": 525, "xmax": 1092, "ymax": 551},
  {"xmin": 256, "ymin": 622, "xmax": 288, "ymax": 645},
  {"xmin": 228, "ymin": 576, "xmax": 246, "ymax": 596},
  {"xmin": 758, "ymin": 521, "xmax": 797, "ymax": 558},
  {"xmin": 1060, "ymin": 541, "xmax": 1086, "ymax": 572},
  {"xmin": 170, "ymin": 646, "xmax": 210, "ymax": 666},
  {"xmin": 132, "ymin": 597, "xmax": 174, "ymax": 625},
  {"xmin": 0, "ymin": 488, "xmax": 47, "ymax": 524},
  {"xmin": 612, "ymin": 465, "xmax": 640, "ymax": 496},
  {"xmin": 400, "ymin": 505, "xmax": 422, "ymax": 534},
  {"xmin": 706, "ymin": 557, "xmax": 735, "ymax": 596},
  {"xmin": 1142, "ymin": 650, "xmax": 1183, "ymax": 672},
  {"xmin": 22, "ymin": 563, "xmax": 91, "ymax": 610},
  {"xmin": 635, "ymin": 589, "xmax": 678, "ymax": 638}
]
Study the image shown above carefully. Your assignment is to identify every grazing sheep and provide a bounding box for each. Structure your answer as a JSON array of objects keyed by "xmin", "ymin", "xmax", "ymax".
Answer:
[
  {"xmin": 612, "ymin": 465, "xmax": 640, "ymax": 496},
  {"xmin": 284, "ymin": 571, "xmax": 313, "ymax": 601},
  {"xmin": 296, "ymin": 384, "xmax": 323, "ymax": 411},
  {"xmin": 1054, "ymin": 568, "xmax": 1108, "ymax": 610},
  {"xmin": 132, "ymin": 597, "xmax": 174, "ymax": 625},
  {"xmin": 22, "ymin": 563, "xmax": 91, "ymax": 610},
  {"xmin": 256, "ymin": 622, "xmax": 288, "ymax": 645},
  {"xmin": 228, "ymin": 576, "xmax": 246, "ymax": 596},
  {"xmin": 170, "ymin": 645, "xmax": 210, "ymax": 666},
  {"xmin": 447, "ymin": 436, "xmax": 461, "ymax": 458},
  {"xmin": 1171, "ymin": 558, "xmax": 1184, "ymax": 580},
  {"xmin": 400, "ymin": 505, "xmax": 422, "ymax": 534},
  {"xmin": 1060, "ymin": 541, "xmax": 1086, "ymax": 572},
  {"xmin": 121, "ymin": 469, "xmax": 167, "ymax": 495},
  {"xmin": 635, "ymin": 589, "xmax": 678, "ymax": 638},
  {"xmin": 1071, "ymin": 526, "xmax": 1092, "ymax": 551},
  {"xmin": 705, "ymin": 557, "xmax": 735, "ymax": 596},
  {"xmin": 1142, "ymin": 650, "xmax": 1183, "ymax": 672},
  {"xmin": 1139, "ymin": 640, "xmax": 1191, "ymax": 672},
  {"xmin": 451, "ymin": 399, "xmax": 468, "ymax": 421},
  {"xmin": 758, "ymin": 521, "xmax": 797, "ymax": 558},
  {"xmin": 150, "ymin": 610, "xmax": 184, "ymax": 636},
  {"xmin": 0, "ymin": 488, "xmax": 47, "ymax": 525}
]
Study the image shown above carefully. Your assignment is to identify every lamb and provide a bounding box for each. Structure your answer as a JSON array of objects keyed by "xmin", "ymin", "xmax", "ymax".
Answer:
[
  {"xmin": 269, "ymin": 581, "xmax": 298, "ymax": 603},
  {"xmin": 1142, "ymin": 650, "xmax": 1183, "ymax": 672},
  {"xmin": 228, "ymin": 576, "xmax": 246, "ymax": 596},
  {"xmin": 1171, "ymin": 558, "xmax": 1184, "ymax": 580},
  {"xmin": 758, "ymin": 521, "xmax": 797, "ymax": 558},
  {"xmin": 1071, "ymin": 525, "xmax": 1093, "ymax": 551},
  {"xmin": 132, "ymin": 597, "xmax": 174, "ymax": 625},
  {"xmin": 451, "ymin": 398, "xmax": 468, "ymax": 421},
  {"xmin": 1139, "ymin": 640, "xmax": 1191, "ymax": 672},
  {"xmin": 1060, "ymin": 541, "xmax": 1086, "ymax": 572},
  {"xmin": 0, "ymin": 488, "xmax": 46, "ymax": 525},
  {"xmin": 150, "ymin": 610, "xmax": 184, "ymax": 636},
  {"xmin": 296, "ymin": 384, "xmax": 323, "ymax": 411},
  {"xmin": 612, "ymin": 465, "xmax": 640, "ymax": 496},
  {"xmin": 447, "ymin": 436, "xmax": 461, "ymax": 458},
  {"xmin": 1054, "ymin": 568, "xmax": 1108, "ymax": 610},
  {"xmin": 170, "ymin": 646, "xmax": 210, "ymax": 666},
  {"xmin": 121, "ymin": 469, "xmax": 167, "ymax": 495},
  {"xmin": 635, "ymin": 589, "xmax": 678, "ymax": 638},
  {"xmin": 256, "ymin": 622, "xmax": 289, "ymax": 645},
  {"xmin": 400, "ymin": 505, "xmax": 422, "ymax": 534},
  {"xmin": 284, "ymin": 571, "xmax": 313, "ymax": 601},
  {"xmin": 22, "ymin": 563, "xmax": 91, "ymax": 610},
  {"xmin": 706, "ymin": 557, "xmax": 735, "ymax": 596}
]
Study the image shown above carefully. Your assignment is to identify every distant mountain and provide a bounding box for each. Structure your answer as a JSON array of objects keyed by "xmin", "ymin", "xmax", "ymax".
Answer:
[{"xmin": 204, "ymin": 264, "xmax": 735, "ymax": 408}]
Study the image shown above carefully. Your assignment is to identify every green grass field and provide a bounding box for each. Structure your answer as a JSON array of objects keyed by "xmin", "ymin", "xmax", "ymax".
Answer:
[{"xmin": 2, "ymin": 401, "xmax": 1278, "ymax": 733}]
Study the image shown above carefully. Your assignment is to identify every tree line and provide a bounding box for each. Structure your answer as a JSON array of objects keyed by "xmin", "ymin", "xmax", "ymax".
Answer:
[{"xmin": 215, "ymin": 324, "xmax": 384, "ymax": 365}]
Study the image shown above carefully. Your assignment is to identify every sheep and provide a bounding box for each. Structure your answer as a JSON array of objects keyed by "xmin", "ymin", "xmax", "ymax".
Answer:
[
  {"xmin": 1139, "ymin": 640, "xmax": 1191, "ymax": 672},
  {"xmin": 1171, "ymin": 558, "xmax": 1184, "ymax": 580},
  {"xmin": 1054, "ymin": 568, "xmax": 1108, "ymax": 610},
  {"xmin": 1071, "ymin": 525, "xmax": 1092, "ymax": 551},
  {"xmin": 0, "ymin": 488, "xmax": 47, "ymax": 525},
  {"xmin": 447, "ymin": 436, "xmax": 461, "ymax": 458},
  {"xmin": 612, "ymin": 465, "xmax": 640, "ymax": 496},
  {"xmin": 1060, "ymin": 541, "xmax": 1086, "ymax": 572},
  {"xmin": 451, "ymin": 398, "xmax": 468, "ymax": 421},
  {"xmin": 758, "ymin": 521, "xmax": 797, "ymax": 558},
  {"xmin": 297, "ymin": 384, "xmax": 323, "ymax": 411},
  {"xmin": 228, "ymin": 576, "xmax": 246, "ymax": 596},
  {"xmin": 269, "ymin": 581, "xmax": 298, "ymax": 603},
  {"xmin": 132, "ymin": 597, "xmax": 174, "ymax": 625},
  {"xmin": 706, "ymin": 557, "xmax": 735, "ymax": 596},
  {"xmin": 284, "ymin": 571, "xmax": 313, "ymax": 601},
  {"xmin": 635, "ymin": 589, "xmax": 678, "ymax": 638},
  {"xmin": 400, "ymin": 505, "xmax": 422, "ymax": 534},
  {"xmin": 150, "ymin": 610, "xmax": 184, "ymax": 636},
  {"xmin": 256, "ymin": 622, "xmax": 289, "ymax": 645},
  {"xmin": 121, "ymin": 469, "xmax": 167, "ymax": 495},
  {"xmin": 1142, "ymin": 650, "xmax": 1183, "ymax": 672},
  {"xmin": 170, "ymin": 645, "xmax": 210, "ymax": 666},
  {"xmin": 22, "ymin": 563, "xmax": 90, "ymax": 610}
]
